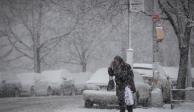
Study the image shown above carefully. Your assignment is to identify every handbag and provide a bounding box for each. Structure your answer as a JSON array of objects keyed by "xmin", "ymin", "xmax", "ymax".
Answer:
[{"xmin": 107, "ymin": 77, "xmax": 115, "ymax": 91}]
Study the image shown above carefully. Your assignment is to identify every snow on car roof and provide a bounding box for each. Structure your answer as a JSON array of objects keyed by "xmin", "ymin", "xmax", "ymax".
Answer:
[
  {"xmin": 133, "ymin": 69, "xmax": 153, "ymax": 78},
  {"xmin": 66, "ymin": 72, "xmax": 91, "ymax": 85},
  {"xmin": 133, "ymin": 63, "xmax": 153, "ymax": 69},
  {"xmin": 17, "ymin": 72, "xmax": 40, "ymax": 85},
  {"xmin": 41, "ymin": 69, "xmax": 71, "ymax": 83},
  {"xmin": 133, "ymin": 63, "xmax": 153, "ymax": 78},
  {"xmin": 86, "ymin": 68, "xmax": 109, "ymax": 86}
]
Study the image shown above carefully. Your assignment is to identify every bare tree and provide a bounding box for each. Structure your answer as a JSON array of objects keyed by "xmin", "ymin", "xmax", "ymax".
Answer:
[
  {"xmin": 60, "ymin": 0, "xmax": 110, "ymax": 72},
  {"xmin": 0, "ymin": 0, "xmax": 77, "ymax": 73},
  {"xmin": 158, "ymin": 0, "xmax": 194, "ymax": 97}
]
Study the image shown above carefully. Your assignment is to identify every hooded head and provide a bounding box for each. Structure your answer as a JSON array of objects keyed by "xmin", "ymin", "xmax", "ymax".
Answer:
[
  {"xmin": 114, "ymin": 56, "xmax": 124, "ymax": 66},
  {"xmin": 110, "ymin": 56, "xmax": 125, "ymax": 72}
]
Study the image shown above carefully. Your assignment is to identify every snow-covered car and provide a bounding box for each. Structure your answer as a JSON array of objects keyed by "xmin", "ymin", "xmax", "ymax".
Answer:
[
  {"xmin": 60, "ymin": 79, "xmax": 75, "ymax": 96},
  {"xmin": 133, "ymin": 63, "xmax": 171, "ymax": 103},
  {"xmin": 0, "ymin": 80, "xmax": 21, "ymax": 97},
  {"xmin": 16, "ymin": 72, "xmax": 39, "ymax": 96},
  {"xmin": 33, "ymin": 70, "xmax": 75, "ymax": 96},
  {"xmin": 83, "ymin": 68, "xmax": 151, "ymax": 108},
  {"xmin": 133, "ymin": 63, "xmax": 168, "ymax": 84}
]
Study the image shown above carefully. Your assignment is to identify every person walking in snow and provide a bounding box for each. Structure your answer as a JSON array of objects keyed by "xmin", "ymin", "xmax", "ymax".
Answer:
[{"xmin": 108, "ymin": 56, "xmax": 136, "ymax": 112}]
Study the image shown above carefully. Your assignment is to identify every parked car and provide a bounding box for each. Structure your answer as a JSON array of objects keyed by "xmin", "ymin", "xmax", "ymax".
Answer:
[
  {"xmin": 133, "ymin": 63, "xmax": 171, "ymax": 103},
  {"xmin": 33, "ymin": 70, "xmax": 75, "ymax": 96},
  {"xmin": 0, "ymin": 80, "xmax": 21, "ymax": 97},
  {"xmin": 83, "ymin": 68, "xmax": 151, "ymax": 108},
  {"xmin": 16, "ymin": 73, "xmax": 39, "ymax": 96},
  {"xmin": 61, "ymin": 79, "xmax": 75, "ymax": 96}
]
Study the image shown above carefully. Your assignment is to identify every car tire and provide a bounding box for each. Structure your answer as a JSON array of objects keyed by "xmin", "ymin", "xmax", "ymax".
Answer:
[
  {"xmin": 85, "ymin": 100, "xmax": 93, "ymax": 108},
  {"xmin": 99, "ymin": 102, "xmax": 107, "ymax": 109},
  {"xmin": 60, "ymin": 89, "xmax": 64, "ymax": 96},
  {"xmin": 15, "ymin": 89, "xmax": 20, "ymax": 97},
  {"xmin": 30, "ymin": 86, "xmax": 36, "ymax": 96},
  {"xmin": 47, "ymin": 86, "xmax": 52, "ymax": 96}
]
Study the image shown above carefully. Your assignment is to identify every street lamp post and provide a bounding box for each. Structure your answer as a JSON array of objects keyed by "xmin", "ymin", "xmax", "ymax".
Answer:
[
  {"xmin": 126, "ymin": 0, "xmax": 144, "ymax": 67},
  {"xmin": 126, "ymin": 0, "xmax": 134, "ymax": 67}
]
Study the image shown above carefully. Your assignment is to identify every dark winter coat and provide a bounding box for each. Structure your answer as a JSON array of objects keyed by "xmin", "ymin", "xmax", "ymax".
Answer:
[{"xmin": 108, "ymin": 63, "xmax": 136, "ymax": 96}]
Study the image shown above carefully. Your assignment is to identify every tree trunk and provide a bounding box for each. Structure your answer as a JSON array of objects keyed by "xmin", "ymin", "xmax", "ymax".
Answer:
[
  {"xmin": 177, "ymin": 47, "xmax": 189, "ymax": 89},
  {"xmin": 33, "ymin": 46, "xmax": 41, "ymax": 73},
  {"xmin": 82, "ymin": 63, "xmax": 87, "ymax": 72},
  {"xmin": 32, "ymin": 0, "xmax": 42, "ymax": 73},
  {"xmin": 176, "ymin": 26, "xmax": 192, "ymax": 99},
  {"xmin": 186, "ymin": 47, "xmax": 192, "ymax": 87}
]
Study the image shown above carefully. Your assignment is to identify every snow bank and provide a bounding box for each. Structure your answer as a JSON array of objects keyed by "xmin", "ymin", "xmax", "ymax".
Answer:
[{"xmin": 151, "ymin": 88, "xmax": 163, "ymax": 107}]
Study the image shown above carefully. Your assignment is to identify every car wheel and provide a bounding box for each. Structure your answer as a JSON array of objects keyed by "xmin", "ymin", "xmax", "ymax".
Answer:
[
  {"xmin": 30, "ymin": 86, "xmax": 36, "ymax": 96},
  {"xmin": 99, "ymin": 102, "xmax": 107, "ymax": 109},
  {"xmin": 60, "ymin": 89, "xmax": 64, "ymax": 96},
  {"xmin": 47, "ymin": 86, "xmax": 52, "ymax": 96},
  {"xmin": 71, "ymin": 89, "xmax": 75, "ymax": 96},
  {"xmin": 15, "ymin": 89, "xmax": 20, "ymax": 97},
  {"xmin": 85, "ymin": 100, "xmax": 93, "ymax": 108}
]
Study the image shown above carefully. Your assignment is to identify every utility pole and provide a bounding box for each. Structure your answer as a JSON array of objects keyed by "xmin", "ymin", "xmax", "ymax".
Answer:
[{"xmin": 152, "ymin": 0, "xmax": 160, "ymax": 88}]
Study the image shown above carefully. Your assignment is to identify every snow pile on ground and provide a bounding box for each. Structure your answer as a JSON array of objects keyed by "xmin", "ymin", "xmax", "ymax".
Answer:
[{"xmin": 151, "ymin": 88, "xmax": 163, "ymax": 107}]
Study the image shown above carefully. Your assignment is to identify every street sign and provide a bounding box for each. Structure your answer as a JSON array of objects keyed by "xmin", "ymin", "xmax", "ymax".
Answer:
[
  {"xmin": 152, "ymin": 14, "xmax": 160, "ymax": 22},
  {"xmin": 130, "ymin": 0, "xmax": 144, "ymax": 12},
  {"xmin": 156, "ymin": 25, "xmax": 164, "ymax": 42}
]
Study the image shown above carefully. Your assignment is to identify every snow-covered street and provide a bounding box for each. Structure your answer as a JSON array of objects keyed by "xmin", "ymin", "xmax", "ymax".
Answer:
[{"xmin": 0, "ymin": 95, "xmax": 193, "ymax": 112}]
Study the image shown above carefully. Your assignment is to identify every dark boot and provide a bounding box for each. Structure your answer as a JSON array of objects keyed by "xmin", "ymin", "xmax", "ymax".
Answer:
[
  {"xmin": 120, "ymin": 108, "xmax": 125, "ymax": 112},
  {"xmin": 127, "ymin": 105, "xmax": 133, "ymax": 112}
]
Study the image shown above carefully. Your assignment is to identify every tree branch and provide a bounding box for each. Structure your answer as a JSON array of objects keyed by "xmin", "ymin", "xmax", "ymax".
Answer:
[
  {"xmin": 0, "ymin": 46, "xmax": 14, "ymax": 59},
  {"xmin": 7, "ymin": 35, "xmax": 33, "ymax": 60},
  {"xmin": 158, "ymin": 0, "xmax": 179, "ymax": 36},
  {"xmin": 5, "ymin": 55, "xmax": 25, "ymax": 62}
]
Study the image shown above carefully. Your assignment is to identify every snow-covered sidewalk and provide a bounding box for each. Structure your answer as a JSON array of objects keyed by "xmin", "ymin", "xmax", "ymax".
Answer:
[{"xmin": 55, "ymin": 103, "xmax": 194, "ymax": 112}]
